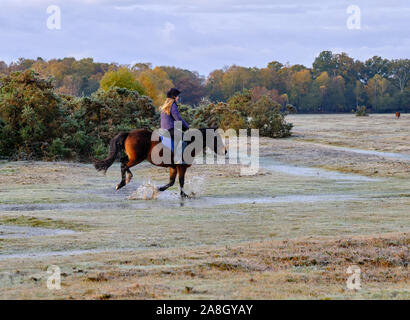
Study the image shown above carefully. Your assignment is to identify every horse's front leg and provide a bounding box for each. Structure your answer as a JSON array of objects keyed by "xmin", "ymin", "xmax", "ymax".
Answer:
[
  {"xmin": 177, "ymin": 165, "xmax": 189, "ymax": 198},
  {"xmin": 158, "ymin": 167, "xmax": 177, "ymax": 192}
]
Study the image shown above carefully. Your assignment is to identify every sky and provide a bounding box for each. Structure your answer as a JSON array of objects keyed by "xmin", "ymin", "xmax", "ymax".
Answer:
[{"xmin": 0, "ymin": 0, "xmax": 409, "ymax": 76}]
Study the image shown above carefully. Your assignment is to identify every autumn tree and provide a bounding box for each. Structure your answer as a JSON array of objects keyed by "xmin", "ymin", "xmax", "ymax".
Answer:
[
  {"xmin": 160, "ymin": 66, "xmax": 206, "ymax": 105},
  {"xmin": 100, "ymin": 67, "xmax": 145, "ymax": 95},
  {"xmin": 136, "ymin": 66, "xmax": 174, "ymax": 106},
  {"xmin": 389, "ymin": 59, "xmax": 410, "ymax": 93}
]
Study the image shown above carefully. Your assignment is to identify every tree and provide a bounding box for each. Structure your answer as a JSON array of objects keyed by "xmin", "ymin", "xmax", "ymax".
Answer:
[
  {"xmin": 354, "ymin": 80, "xmax": 364, "ymax": 108},
  {"xmin": 389, "ymin": 59, "xmax": 410, "ymax": 93},
  {"xmin": 136, "ymin": 66, "xmax": 174, "ymax": 106},
  {"xmin": 313, "ymin": 51, "xmax": 337, "ymax": 76},
  {"xmin": 260, "ymin": 61, "xmax": 284, "ymax": 92},
  {"xmin": 365, "ymin": 75, "xmax": 389, "ymax": 111},
  {"xmin": 206, "ymin": 69, "xmax": 225, "ymax": 101},
  {"xmin": 364, "ymin": 56, "xmax": 390, "ymax": 82},
  {"xmin": 100, "ymin": 67, "xmax": 145, "ymax": 95},
  {"xmin": 160, "ymin": 66, "xmax": 206, "ymax": 105},
  {"xmin": 0, "ymin": 61, "xmax": 7, "ymax": 74},
  {"xmin": 291, "ymin": 69, "xmax": 312, "ymax": 106}
]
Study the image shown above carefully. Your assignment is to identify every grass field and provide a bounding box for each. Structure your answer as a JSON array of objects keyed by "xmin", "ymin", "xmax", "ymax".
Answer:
[{"xmin": 0, "ymin": 113, "xmax": 409, "ymax": 299}]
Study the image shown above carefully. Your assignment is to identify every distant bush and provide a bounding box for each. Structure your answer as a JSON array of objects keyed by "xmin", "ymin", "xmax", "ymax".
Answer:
[
  {"xmin": 249, "ymin": 95, "xmax": 293, "ymax": 138},
  {"xmin": 192, "ymin": 91, "xmax": 293, "ymax": 138},
  {"xmin": 355, "ymin": 106, "xmax": 369, "ymax": 117}
]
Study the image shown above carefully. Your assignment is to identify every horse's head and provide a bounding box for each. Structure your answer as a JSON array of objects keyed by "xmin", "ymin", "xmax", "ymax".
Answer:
[{"xmin": 200, "ymin": 127, "xmax": 227, "ymax": 156}]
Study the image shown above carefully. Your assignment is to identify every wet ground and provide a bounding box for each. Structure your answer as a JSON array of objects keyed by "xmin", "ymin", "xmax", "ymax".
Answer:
[{"xmin": 0, "ymin": 113, "xmax": 409, "ymax": 299}]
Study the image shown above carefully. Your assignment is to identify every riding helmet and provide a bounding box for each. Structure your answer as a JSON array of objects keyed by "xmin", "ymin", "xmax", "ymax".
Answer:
[{"xmin": 167, "ymin": 88, "xmax": 181, "ymax": 99}]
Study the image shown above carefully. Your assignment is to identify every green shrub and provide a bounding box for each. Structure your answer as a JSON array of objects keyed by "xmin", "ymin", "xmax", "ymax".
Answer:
[
  {"xmin": 49, "ymin": 138, "xmax": 72, "ymax": 159},
  {"xmin": 191, "ymin": 90, "xmax": 293, "ymax": 138},
  {"xmin": 356, "ymin": 106, "xmax": 369, "ymax": 116},
  {"xmin": 92, "ymin": 139, "xmax": 108, "ymax": 160},
  {"xmin": 0, "ymin": 70, "xmax": 62, "ymax": 159}
]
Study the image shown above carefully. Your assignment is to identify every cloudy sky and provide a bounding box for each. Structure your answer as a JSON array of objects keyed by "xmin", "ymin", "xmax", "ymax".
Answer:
[{"xmin": 1, "ymin": 0, "xmax": 409, "ymax": 75}]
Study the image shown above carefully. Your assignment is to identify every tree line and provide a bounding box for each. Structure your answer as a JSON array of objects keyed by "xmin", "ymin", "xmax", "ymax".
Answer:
[{"xmin": 1, "ymin": 51, "xmax": 409, "ymax": 113}]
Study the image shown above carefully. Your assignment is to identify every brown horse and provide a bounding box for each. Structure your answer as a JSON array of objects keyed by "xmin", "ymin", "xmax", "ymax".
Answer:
[
  {"xmin": 396, "ymin": 112, "xmax": 401, "ymax": 119},
  {"xmin": 94, "ymin": 128, "xmax": 226, "ymax": 198}
]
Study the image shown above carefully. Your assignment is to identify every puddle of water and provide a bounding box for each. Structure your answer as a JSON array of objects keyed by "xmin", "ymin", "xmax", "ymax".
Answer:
[
  {"xmin": 259, "ymin": 157, "xmax": 381, "ymax": 182},
  {"xmin": 129, "ymin": 181, "xmax": 159, "ymax": 200},
  {"xmin": 0, "ymin": 193, "xmax": 363, "ymax": 212},
  {"xmin": 128, "ymin": 176, "xmax": 207, "ymax": 201},
  {"xmin": 190, "ymin": 194, "xmax": 362, "ymax": 207},
  {"xmin": 0, "ymin": 225, "xmax": 75, "ymax": 239},
  {"xmin": 318, "ymin": 145, "xmax": 410, "ymax": 161}
]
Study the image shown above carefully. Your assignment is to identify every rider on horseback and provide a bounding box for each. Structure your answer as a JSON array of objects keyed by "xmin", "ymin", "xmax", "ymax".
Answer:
[{"xmin": 159, "ymin": 88, "xmax": 189, "ymax": 163}]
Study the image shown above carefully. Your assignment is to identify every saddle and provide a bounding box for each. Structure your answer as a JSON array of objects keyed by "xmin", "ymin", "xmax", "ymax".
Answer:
[{"xmin": 160, "ymin": 136, "xmax": 174, "ymax": 152}]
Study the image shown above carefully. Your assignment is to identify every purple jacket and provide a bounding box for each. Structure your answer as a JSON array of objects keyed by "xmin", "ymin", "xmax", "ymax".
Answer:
[{"xmin": 160, "ymin": 102, "xmax": 189, "ymax": 130}]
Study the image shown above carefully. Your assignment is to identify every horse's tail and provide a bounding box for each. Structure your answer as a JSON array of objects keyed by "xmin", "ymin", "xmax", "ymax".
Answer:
[{"xmin": 94, "ymin": 132, "xmax": 129, "ymax": 173}]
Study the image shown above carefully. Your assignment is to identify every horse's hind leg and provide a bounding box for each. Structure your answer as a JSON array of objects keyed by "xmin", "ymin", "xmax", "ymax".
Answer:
[
  {"xmin": 116, "ymin": 161, "xmax": 127, "ymax": 190},
  {"xmin": 158, "ymin": 167, "xmax": 177, "ymax": 192},
  {"xmin": 177, "ymin": 165, "xmax": 189, "ymax": 198},
  {"xmin": 124, "ymin": 152, "xmax": 146, "ymax": 186},
  {"xmin": 116, "ymin": 155, "xmax": 136, "ymax": 190},
  {"xmin": 115, "ymin": 154, "xmax": 130, "ymax": 190},
  {"xmin": 126, "ymin": 168, "xmax": 133, "ymax": 185}
]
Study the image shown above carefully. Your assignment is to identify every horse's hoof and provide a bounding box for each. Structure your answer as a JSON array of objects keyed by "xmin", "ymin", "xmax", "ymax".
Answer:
[
  {"xmin": 116, "ymin": 183, "xmax": 125, "ymax": 190},
  {"xmin": 180, "ymin": 192, "xmax": 190, "ymax": 199}
]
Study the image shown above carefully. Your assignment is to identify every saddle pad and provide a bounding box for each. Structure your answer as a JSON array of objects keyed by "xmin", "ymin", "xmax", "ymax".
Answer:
[{"xmin": 160, "ymin": 136, "xmax": 174, "ymax": 152}]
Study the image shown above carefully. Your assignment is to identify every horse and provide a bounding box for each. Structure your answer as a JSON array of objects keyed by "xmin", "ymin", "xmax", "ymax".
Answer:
[
  {"xmin": 93, "ymin": 128, "xmax": 226, "ymax": 198},
  {"xmin": 396, "ymin": 112, "xmax": 401, "ymax": 119}
]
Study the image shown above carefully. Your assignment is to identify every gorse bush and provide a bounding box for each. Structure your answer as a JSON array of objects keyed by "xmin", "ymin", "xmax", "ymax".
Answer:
[
  {"xmin": 0, "ymin": 72, "xmax": 293, "ymax": 161},
  {"xmin": 0, "ymin": 70, "xmax": 62, "ymax": 159},
  {"xmin": 68, "ymin": 87, "xmax": 158, "ymax": 144},
  {"xmin": 249, "ymin": 95, "xmax": 293, "ymax": 138},
  {"xmin": 192, "ymin": 91, "xmax": 293, "ymax": 138},
  {"xmin": 355, "ymin": 106, "xmax": 369, "ymax": 117},
  {"xmin": 0, "ymin": 71, "xmax": 158, "ymax": 160}
]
